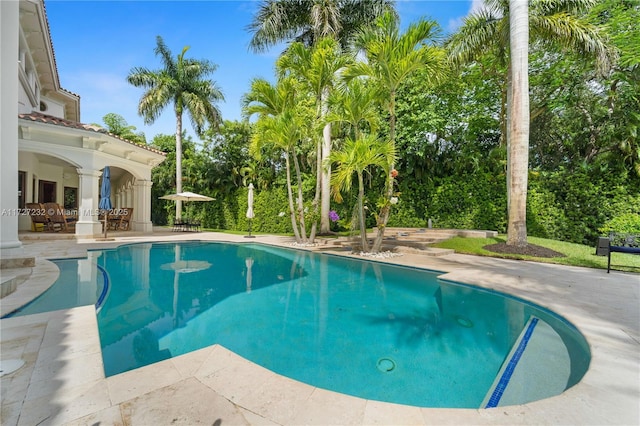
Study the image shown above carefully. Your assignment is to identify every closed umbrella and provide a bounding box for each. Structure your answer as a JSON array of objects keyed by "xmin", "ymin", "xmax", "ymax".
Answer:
[
  {"xmin": 245, "ymin": 183, "xmax": 255, "ymax": 238},
  {"xmin": 98, "ymin": 166, "xmax": 113, "ymax": 240}
]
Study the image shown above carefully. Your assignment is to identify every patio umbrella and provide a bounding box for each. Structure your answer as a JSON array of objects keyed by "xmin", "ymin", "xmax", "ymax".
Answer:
[
  {"xmin": 245, "ymin": 183, "xmax": 255, "ymax": 238},
  {"xmin": 159, "ymin": 191, "xmax": 215, "ymax": 202},
  {"xmin": 98, "ymin": 166, "xmax": 113, "ymax": 239},
  {"xmin": 160, "ymin": 191, "xmax": 215, "ymax": 224}
]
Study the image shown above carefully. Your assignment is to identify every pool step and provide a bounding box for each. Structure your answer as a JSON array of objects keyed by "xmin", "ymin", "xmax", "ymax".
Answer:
[
  {"xmin": 1, "ymin": 274, "xmax": 18, "ymax": 298},
  {"xmin": 481, "ymin": 316, "xmax": 571, "ymax": 408},
  {"xmin": 0, "ymin": 268, "xmax": 31, "ymax": 299}
]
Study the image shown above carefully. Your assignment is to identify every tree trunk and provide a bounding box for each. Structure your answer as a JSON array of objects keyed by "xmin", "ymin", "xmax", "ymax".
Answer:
[
  {"xmin": 285, "ymin": 152, "xmax": 302, "ymax": 242},
  {"xmin": 175, "ymin": 110, "xmax": 183, "ymax": 220},
  {"xmin": 320, "ymin": 121, "xmax": 332, "ymax": 234},
  {"xmin": 506, "ymin": 0, "xmax": 530, "ymax": 247},
  {"xmin": 357, "ymin": 171, "xmax": 369, "ymax": 252},
  {"xmin": 372, "ymin": 91, "xmax": 397, "ymax": 253},
  {"xmin": 506, "ymin": 61, "xmax": 512, "ymax": 213},
  {"xmin": 292, "ymin": 152, "xmax": 308, "ymax": 243}
]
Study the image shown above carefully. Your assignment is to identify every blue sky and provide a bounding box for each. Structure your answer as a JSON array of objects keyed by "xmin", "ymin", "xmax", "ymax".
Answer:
[{"xmin": 45, "ymin": 0, "xmax": 477, "ymax": 141}]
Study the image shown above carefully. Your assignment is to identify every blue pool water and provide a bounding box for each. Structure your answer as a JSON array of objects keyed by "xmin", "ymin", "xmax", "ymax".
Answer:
[
  {"xmin": 4, "ymin": 258, "xmax": 107, "ymax": 317},
  {"xmin": 6, "ymin": 241, "xmax": 591, "ymax": 408}
]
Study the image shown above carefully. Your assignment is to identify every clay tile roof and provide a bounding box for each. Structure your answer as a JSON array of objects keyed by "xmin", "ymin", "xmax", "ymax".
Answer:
[{"xmin": 18, "ymin": 112, "xmax": 166, "ymax": 156}]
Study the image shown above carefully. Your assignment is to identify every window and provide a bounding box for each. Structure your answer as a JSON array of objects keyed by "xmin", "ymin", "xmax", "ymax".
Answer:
[
  {"xmin": 18, "ymin": 171, "xmax": 26, "ymax": 208},
  {"xmin": 64, "ymin": 187, "xmax": 78, "ymax": 210},
  {"xmin": 38, "ymin": 180, "xmax": 56, "ymax": 203}
]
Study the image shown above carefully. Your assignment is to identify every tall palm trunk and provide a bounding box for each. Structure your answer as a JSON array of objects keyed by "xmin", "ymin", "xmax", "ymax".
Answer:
[
  {"xmin": 372, "ymin": 91, "xmax": 396, "ymax": 252},
  {"xmin": 292, "ymin": 152, "xmax": 308, "ymax": 243},
  {"xmin": 175, "ymin": 109, "xmax": 183, "ymax": 220},
  {"xmin": 320, "ymin": 86, "xmax": 332, "ymax": 234},
  {"xmin": 506, "ymin": 0, "xmax": 529, "ymax": 247},
  {"xmin": 284, "ymin": 152, "xmax": 302, "ymax": 242},
  {"xmin": 357, "ymin": 171, "xmax": 369, "ymax": 252},
  {"xmin": 320, "ymin": 121, "xmax": 333, "ymax": 233}
]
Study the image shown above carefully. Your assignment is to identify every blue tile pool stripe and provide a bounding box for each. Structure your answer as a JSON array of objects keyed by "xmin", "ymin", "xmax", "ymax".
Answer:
[
  {"xmin": 95, "ymin": 263, "xmax": 110, "ymax": 311},
  {"xmin": 485, "ymin": 317, "xmax": 539, "ymax": 408}
]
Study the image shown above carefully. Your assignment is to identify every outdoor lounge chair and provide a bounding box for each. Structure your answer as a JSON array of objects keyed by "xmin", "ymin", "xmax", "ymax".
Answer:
[
  {"xmin": 109, "ymin": 208, "xmax": 133, "ymax": 231},
  {"xmin": 26, "ymin": 202, "xmax": 51, "ymax": 231},
  {"xmin": 43, "ymin": 202, "xmax": 76, "ymax": 232},
  {"xmin": 107, "ymin": 210, "xmax": 121, "ymax": 230}
]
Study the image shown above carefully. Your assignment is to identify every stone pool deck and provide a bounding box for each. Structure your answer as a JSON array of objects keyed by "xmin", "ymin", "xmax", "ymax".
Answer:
[{"xmin": 1, "ymin": 230, "xmax": 638, "ymax": 425}]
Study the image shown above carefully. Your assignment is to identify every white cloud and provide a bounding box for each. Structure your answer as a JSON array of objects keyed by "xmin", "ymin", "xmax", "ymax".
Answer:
[
  {"xmin": 447, "ymin": 16, "xmax": 466, "ymax": 33},
  {"xmin": 469, "ymin": 0, "xmax": 487, "ymax": 15},
  {"xmin": 447, "ymin": 0, "xmax": 488, "ymax": 33}
]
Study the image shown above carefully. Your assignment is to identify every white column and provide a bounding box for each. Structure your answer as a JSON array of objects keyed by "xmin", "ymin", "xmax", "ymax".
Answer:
[
  {"xmin": 132, "ymin": 179, "xmax": 153, "ymax": 232},
  {"xmin": 128, "ymin": 183, "xmax": 134, "ymax": 207},
  {"xmin": 75, "ymin": 168, "xmax": 102, "ymax": 237},
  {"xmin": 0, "ymin": 0, "xmax": 22, "ymax": 254}
]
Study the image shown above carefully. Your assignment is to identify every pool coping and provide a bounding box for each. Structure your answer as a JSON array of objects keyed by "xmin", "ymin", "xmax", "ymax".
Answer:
[{"xmin": 1, "ymin": 232, "xmax": 638, "ymax": 425}]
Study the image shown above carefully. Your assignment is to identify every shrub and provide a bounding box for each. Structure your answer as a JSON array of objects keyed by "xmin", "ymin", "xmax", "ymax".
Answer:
[{"xmin": 599, "ymin": 213, "xmax": 640, "ymax": 234}]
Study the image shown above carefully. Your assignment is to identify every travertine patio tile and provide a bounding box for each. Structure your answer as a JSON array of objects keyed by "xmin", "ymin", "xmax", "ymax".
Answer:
[
  {"xmin": 63, "ymin": 404, "xmax": 124, "ymax": 426},
  {"xmin": 288, "ymin": 386, "xmax": 367, "ymax": 425},
  {"xmin": 119, "ymin": 377, "xmax": 249, "ymax": 425},
  {"xmin": 420, "ymin": 407, "xmax": 485, "ymax": 425},
  {"xmin": 170, "ymin": 345, "xmax": 216, "ymax": 378},
  {"xmin": 0, "ymin": 400, "xmax": 22, "ymax": 426},
  {"xmin": 26, "ymin": 351, "xmax": 104, "ymax": 401},
  {"xmin": 0, "ymin": 337, "xmax": 31, "ymax": 359},
  {"xmin": 0, "ymin": 353, "xmax": 36, "ymax": 405},
  {"xmin": 235, "ymin": 372, "xmax": 315, "ymax": 425},
  {"xmin": 19, "ymin": 379, "xmax": 110, "ymax": 426},
  {"xmin": 197, "ymin": 352, "xmax": 277, "ymax": 404},
  {"xmin": 237, "ymin": 407, "xmax": 280, "ymax": 426},
  {"xmin": 0, "ymin": 322, "xmax": 45, "ymax": 342},
  {"xmin": 106, "ymin": 358, "xmax": 183, "ymax": 405},
  {"xmin": 363, "ymin": 400, "xmax": 425, "ymax": 425},
  {"xmin": 36, "ymin": 335, "xmax": 101, "ymax": 364}
]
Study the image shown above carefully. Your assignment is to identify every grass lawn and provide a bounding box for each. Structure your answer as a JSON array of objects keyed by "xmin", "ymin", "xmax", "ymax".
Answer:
[
  {"xmin": 173, "ymin": 226, "xmax": 638, "ymax": 273},
  {"xmin": 432, "ymin": 235, "xmax": 640, "ymax": 273}
]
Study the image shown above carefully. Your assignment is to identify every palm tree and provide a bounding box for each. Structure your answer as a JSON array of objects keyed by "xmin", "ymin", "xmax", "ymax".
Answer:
[
  {"xmin": 508, "ymin": 0, "xmax": 530, "ymax": 246},
  {"xmin": 446, "ymin": 0, "xmax": 610, "ymax": 247},
  {"xmin": 243, "ymin": 76, "xmax": 312, "ymax": 243},
  {"xmin": 248, "ymin": 0, "xmax": 395, "ymax": 235},
  {"xmin": 277, "ymin": 39, "xmax": 350, "ymax": 239},
  {"xmin": 328, "ymin": 77, "xmax": 381, "ymax": 138},
  {"xmin": 247, "ymin": 0, "xmax": 395, "ymax": 53},
  {"xmin": 127, "ymin": 36, "xmax": 224, "ymax": 220},
  {"xmin": 252, "ymin": 109, "xmax": 312, "ymax": 244},
  {"xmin": 328, "ymin": 135, "xmax": 395, "ymax": 252},
  {"xmin": 98, "ymin": 113, "xmax": 146, "ymax": 145},
  {"xmin": 345, "ymin": 11, "xmax": 447, "ymax": 252}
]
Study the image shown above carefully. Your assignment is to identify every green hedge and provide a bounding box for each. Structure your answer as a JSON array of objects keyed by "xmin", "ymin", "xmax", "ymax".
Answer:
[{"xmin": 152, "ymin": 169, "xmax": 639, "ymax": 246}]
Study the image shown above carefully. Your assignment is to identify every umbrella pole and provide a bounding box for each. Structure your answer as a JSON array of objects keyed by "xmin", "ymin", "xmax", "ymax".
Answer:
[
  {"xmin": 245, "ymin": 218, "xmax": 255, "ymax": 238},
  {"xmin": 103, "ymin": 210, "xmax": 108, "ymax": 239}
]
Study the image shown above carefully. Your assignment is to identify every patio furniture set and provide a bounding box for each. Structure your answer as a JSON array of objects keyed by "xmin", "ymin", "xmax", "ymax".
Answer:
[
  {"xmin": 25, "ymin": 202, "xmax": 132, "ymax": 233},
  {"xmin": 172, "ymin": 219, "xmax": 201, "ymax": 232}
]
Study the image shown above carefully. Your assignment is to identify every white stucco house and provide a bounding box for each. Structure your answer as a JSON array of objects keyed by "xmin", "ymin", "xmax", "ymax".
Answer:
[{"xmin": 1, "ymin": 0, "xmax": 165, "ymax": 255}]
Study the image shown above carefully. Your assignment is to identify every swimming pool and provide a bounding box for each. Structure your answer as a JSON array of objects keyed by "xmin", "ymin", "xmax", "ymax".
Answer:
[
  {"xmin": 8, "ymin": 241, "xmax": 591, "ymax": 408},
  {"xmin": 4, "ymin": 257, "xmax": 108, "ymax": 317}
]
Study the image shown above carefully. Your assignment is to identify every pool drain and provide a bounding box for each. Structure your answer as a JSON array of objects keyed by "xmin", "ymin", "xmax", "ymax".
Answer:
[{"xmin": 377, "ymin": 358, "xmax": 396, "ymax": 372}]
